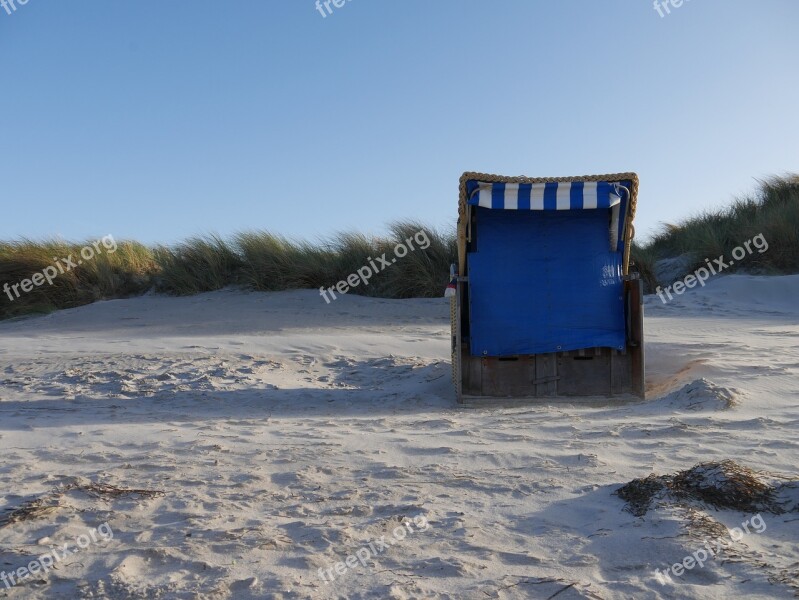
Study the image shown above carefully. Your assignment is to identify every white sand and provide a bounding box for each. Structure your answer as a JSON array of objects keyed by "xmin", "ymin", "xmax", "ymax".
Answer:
[{"xmin": 0, "ymin": 275, "xmax": 797, "ymax": 599}]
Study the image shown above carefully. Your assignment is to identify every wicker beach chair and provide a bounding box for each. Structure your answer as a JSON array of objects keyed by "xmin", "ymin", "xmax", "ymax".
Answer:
[{"xmin": 449, "ymin": 172, "xmax": 645, "ymax": 403}]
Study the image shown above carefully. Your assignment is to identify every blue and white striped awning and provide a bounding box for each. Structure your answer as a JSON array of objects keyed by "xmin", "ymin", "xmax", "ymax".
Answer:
[{"xmin": 468, "ymin": 181, "xmax": 621, "ymax": 210}]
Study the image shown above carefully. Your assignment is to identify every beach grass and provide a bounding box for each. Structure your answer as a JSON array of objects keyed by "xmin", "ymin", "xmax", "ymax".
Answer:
[
  {"xmin": 0, "ymin": 239, "xmax": 157, "ymax": 319},
  {"xmin": 1, "ymin": 176, "xmax": 796, "ymax": 319},
  {"xmin": 631, "ymin": 174, "xmax": 799, "ymax": 288},
  {"xmin": 0, "ymin": 222, "xmax": 455, "ymax": 319}
]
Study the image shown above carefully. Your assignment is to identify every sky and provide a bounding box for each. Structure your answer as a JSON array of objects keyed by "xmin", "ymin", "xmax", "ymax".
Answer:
[{"xmin": 1, "ymin": 0, "xmax": 797, "ymax": 245}]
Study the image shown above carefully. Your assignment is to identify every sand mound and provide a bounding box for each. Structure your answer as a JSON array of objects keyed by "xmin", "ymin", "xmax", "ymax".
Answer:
[{"xmin": 657, "ymin": 378, "xmax": 739, "ymax": 411}]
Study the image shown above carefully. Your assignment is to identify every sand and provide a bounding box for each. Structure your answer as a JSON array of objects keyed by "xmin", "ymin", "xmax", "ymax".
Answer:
[{"xmin": 1, "ymin": 275, "xmax": 798, "ymax": 599}]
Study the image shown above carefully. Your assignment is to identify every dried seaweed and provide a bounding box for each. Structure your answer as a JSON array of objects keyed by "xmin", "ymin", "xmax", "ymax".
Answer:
[
  {"xmin": 0, "ymin": 481, "xmax": 163, "ymax": 528},
  {"xmin": 670, "ymin": 460, "xmax": 779, "ymax": 513},
  {"xmin": 80, "ymin": 482, "xmax": 164, "ymax": 500},
  {"xmin": 616, "ymin": 460, "xmax": 795, "ymax": 517},
  {"xmin": 0, "ymin": 501, "xmax": 60, "ymax": 527},
  {"xmin": 616, "ymin": 474, "xmax": 666, "ymax": 517}
]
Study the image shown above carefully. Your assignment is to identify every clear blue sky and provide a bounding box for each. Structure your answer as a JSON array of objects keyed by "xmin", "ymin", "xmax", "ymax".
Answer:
[{"xmin": 1, "ymin": 0, "xmax": 797, "ymax": 245}]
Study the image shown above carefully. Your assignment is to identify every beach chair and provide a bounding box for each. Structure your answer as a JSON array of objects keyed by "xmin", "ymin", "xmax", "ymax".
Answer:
[{"xmin": 449, "ymin": 172, "xmax": 645, "ymax": 403}]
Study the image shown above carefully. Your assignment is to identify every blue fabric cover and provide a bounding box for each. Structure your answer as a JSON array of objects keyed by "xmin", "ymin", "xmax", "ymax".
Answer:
[{"xmin": 468, "ymin": 207, "xmax": 626, "ymax": 356}]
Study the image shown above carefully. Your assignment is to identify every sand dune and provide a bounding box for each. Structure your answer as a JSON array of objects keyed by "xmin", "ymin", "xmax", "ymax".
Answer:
[{"xmin": 1, "ymin": 276, "xmax": 798, "ymax": 599}]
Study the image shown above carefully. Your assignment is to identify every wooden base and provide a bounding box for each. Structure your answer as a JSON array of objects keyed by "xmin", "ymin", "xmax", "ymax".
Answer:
[{"xmin": 458, "ymin": 393, "xmax": 645, "ymax": 408}]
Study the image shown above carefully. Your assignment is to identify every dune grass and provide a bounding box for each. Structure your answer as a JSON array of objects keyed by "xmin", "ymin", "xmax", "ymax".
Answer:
[
  {"xmin": 0, "ymin": 223, "xmax": 456, "ymax": 319},
  {"xmin": 151, "ymin": 222, "xmax": 456, "ymax": 299},
  {"xmin": 153, "ymin": 235, "xmax": 243, "ymax": 295},
  {"xmin": 1, "ymin": 176, "xmax": 796, "ymax": 320},
  {"xmin": 0, "ymin": 239, "xmax": 158, "ymax": 319},
  {"xmin": 630, "ymin": 174, "xmax": 799, "ymax": 289}
]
